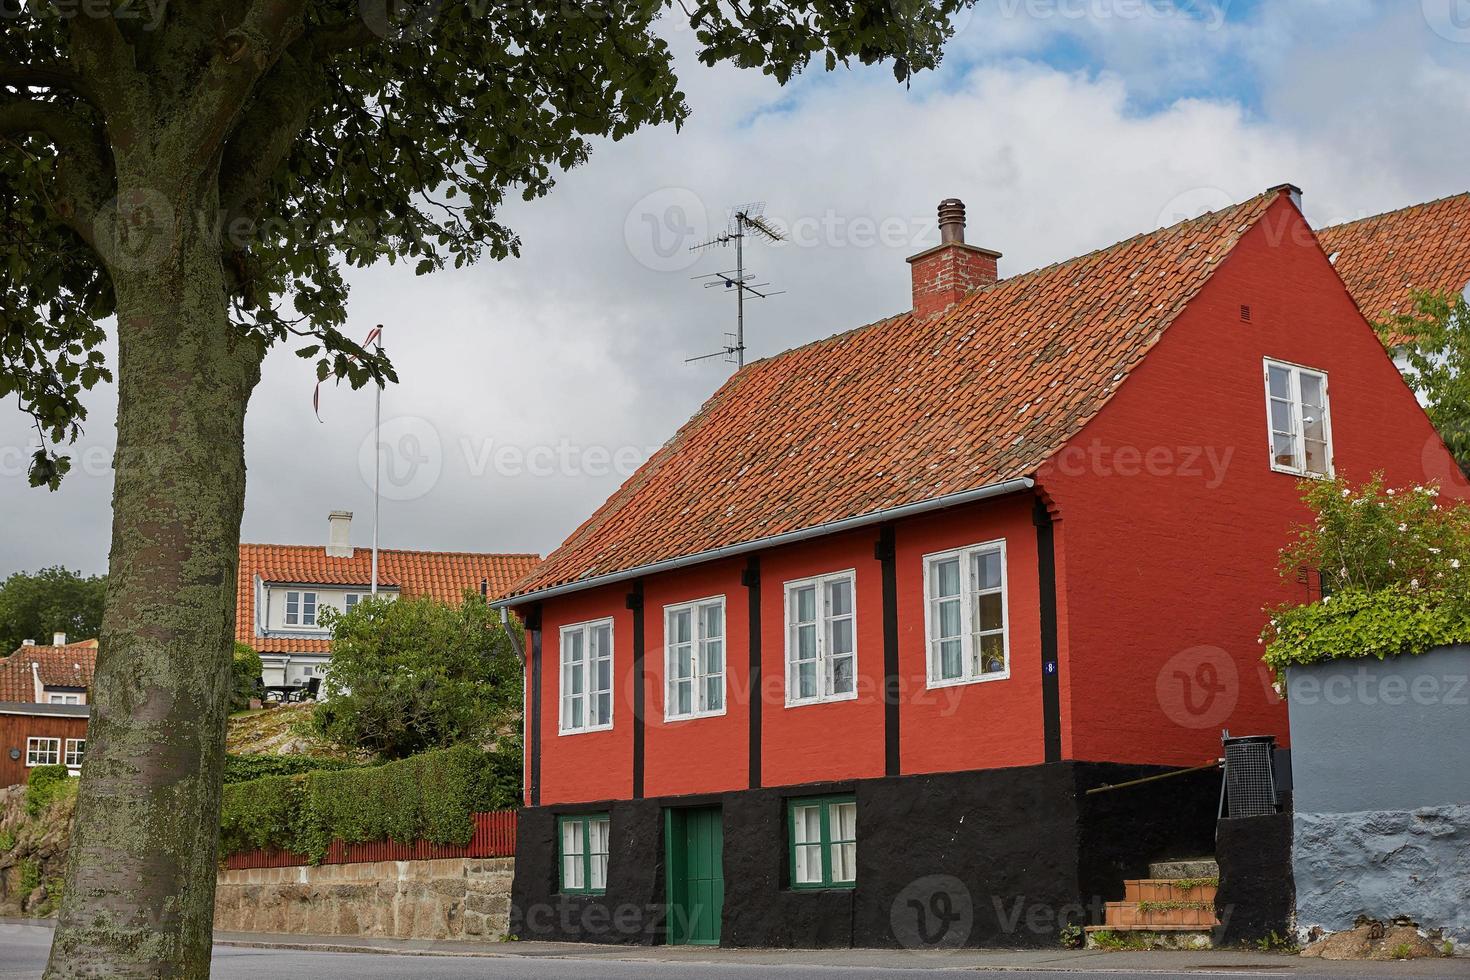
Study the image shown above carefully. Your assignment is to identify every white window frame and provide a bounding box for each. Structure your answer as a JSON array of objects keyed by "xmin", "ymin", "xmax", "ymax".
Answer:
[
  {"xmin": 64, "ymin": 738, "xmax": 85, "ymax": 768},
  {"xmin": 559, "ymin": 618, "xmax": 615, "ymax": 735},
  {"xmin": 922, "ymin": 539, "xmax": 1011, "ymax": 689},
  {"xmin": 1263, "ymin": 358, "xmax": 1334, "ymax": 479},
  {"xmin": 26, "ymin": 737, "xmax": 60, "ymax": 767},
  {"xmin": 46, "ymin": 693, "xmax": 82, "ymax": 705},
  {"xmin": 284, "ymin": 590, "xmax": 320, "ymax": 627},
  {"xmin": 345, "ymin": 593, "xmax": 361, "ymax": 614},
  {"xmin": 663, "ymin": 595, "xmax": 727, "ymax": 721},
  {"xmin": 783, "ymin": 570, "xmax": 859, "ymax": 707}
]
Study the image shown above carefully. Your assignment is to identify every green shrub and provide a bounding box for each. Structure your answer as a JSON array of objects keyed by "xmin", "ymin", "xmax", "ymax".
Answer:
[
  {"xmin": 25, "ymin": 764, "xmax": 72, "ymax": 816},
  {"xmin": 222, "ymin": 753, "xmax": 353, "ymax": 784},
  {"xmin": 1263, "ymin": 475, "xmax": 1470, "ymax": 675},
  {"xmin": 219, "ymin": 743, "xmax": 517, "ymax": 862},
  {"xmin": 19, "ymin": 859, "xmax": 40, "ymax": 895},
  {"xmin": 231, "ymin": 642, "xmax": 265, "ymax": 712}
]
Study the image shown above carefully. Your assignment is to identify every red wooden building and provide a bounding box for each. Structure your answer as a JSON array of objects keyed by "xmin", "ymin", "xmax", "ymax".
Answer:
[{"xmin": 498, "ymin": 186, "xmax": 1469, "ymax": 948}]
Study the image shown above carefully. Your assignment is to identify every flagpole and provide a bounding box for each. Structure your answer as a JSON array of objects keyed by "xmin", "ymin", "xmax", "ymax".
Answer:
[{"xmin": 371, "ymin": 325, "xmax": 383, "ymax": 596}]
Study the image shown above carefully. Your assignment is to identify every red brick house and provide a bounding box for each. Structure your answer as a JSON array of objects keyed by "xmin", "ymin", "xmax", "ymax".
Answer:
[
  {"xmin": 0, "ymin": 637, "xmax": 96, "ymax": 787},
  {"xmin": 506, "ymin": 185, "xmax": 1464, "ymax": 948}
]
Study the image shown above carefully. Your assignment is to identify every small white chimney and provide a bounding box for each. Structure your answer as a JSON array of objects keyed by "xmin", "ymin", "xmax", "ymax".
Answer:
[
  {"xmin": 21, "ymin": 638, "xmax": 36, "ymax": 647},
  {"xmin": 53, "ymin": 631, "xmax": 67, "ymax": 646},
  {"xmin": 327, "ymin": 510, "xmax": 354, "ymax": 558}
]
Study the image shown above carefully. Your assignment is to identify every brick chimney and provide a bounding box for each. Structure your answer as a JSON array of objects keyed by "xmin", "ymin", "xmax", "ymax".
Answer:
[
  {"xmin": 327, "ymin": 510, "xmax": 354, "ymax": 558},
  {"xmin": 907, "ymin": 198, "xmax": 1001, "ymax": 318}
]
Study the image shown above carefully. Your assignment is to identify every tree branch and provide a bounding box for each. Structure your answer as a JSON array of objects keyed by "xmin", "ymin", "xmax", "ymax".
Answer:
[
  {"xmin": 0, "ymin": 64, "xmax": 99, "ymax": 107},
  {"xmin": 0, "ymin": 100, "xmax": 114, "ymax": 252},
  {"xmin": 60, "ymin": 5, "xmax": 144, "ymax": 131}
]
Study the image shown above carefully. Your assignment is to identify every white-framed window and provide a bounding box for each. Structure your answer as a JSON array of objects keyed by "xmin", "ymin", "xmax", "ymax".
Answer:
[
  {"xmin": 345, "ymin": 593, "xmax": 361, "ymax": 614},
  {"xmin": 284, "ymin": 590, "xmax": 319, "ymax": 627},
  {"xmin": 664, "ymin": 596, "xmax": 726, "ymax": 720},
  {"xmin": 64, "ymin": 738, "xmax": 85, "ymax": 768},
  {"xmin": 1264, "ymin": 359, "xmax": 1333, "ymax": 478},
  {"xmin": 784, "ymin": 571, "xmax": 857, "ymax": 706},
  {"xmin": 560, "ymin": 618, "xmax": 614, "ymax": 734},
  {"xmin": 26, "ymin": 737, "xmax": 60, "ymax": 767},
  {"xmin": 46, "ymin": 693, "xmax": 82, "ymax": 705},
  {"xmin": 923, "ymin": 539, "xmax": 1010, "ymax": 688}
]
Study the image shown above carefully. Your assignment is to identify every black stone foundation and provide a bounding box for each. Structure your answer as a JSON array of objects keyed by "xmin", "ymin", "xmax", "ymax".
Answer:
[{"xmin": 511, "ymin": 761, "xmax": 1231, "ymax": 948}]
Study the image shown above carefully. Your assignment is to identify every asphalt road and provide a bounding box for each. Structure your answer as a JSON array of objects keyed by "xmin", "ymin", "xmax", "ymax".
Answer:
[{"xmin": 5, "ymin": 925, "xmax": 1470, "ymax": 979}]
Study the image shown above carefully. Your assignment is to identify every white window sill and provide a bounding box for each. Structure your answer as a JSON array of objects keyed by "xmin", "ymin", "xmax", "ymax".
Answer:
[
  {"xmin": 663, "ymin": 706, "xmax": 728, "ymax": 723},
  {"xmin": 926, "ymin": 670, "xmax": 1012, "ymax": 691},
  {"xmin": 1270, "ymin": 463, "xmax": 1333, "ymax": 480},
  {"xmin": 784, "ymin": 690, "xmax": 860, "ymax": 709},
  {"xmin": 558, "ymin": 722, "xmax": 614, "ymax": 737}
]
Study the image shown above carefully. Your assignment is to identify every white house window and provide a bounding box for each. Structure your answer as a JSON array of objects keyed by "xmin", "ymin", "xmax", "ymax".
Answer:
[
  {"xmin": 560, "ymin": 619, "xmax": 614, "ymax": 734},
  {"xmin": 924, "ymin": 540, "xmax": 1009, "ymax": 687},
  {"xmin": 345, "ymin": 593, "xmax": 360, "ymax": 614},
  {"xmin": 285, "ymin": 590, "xmax": 319, "ymax": 627},
  {"xmin": 26, "ymin": 737, "xmax": 60, "ymax": 767},
  {"xmin": 785, "ymin": 571, "xmax": 857, "ymax": 706},
  {"xmin": 1264, "ymin": 359, "xmax": 1333, "ymax": 477},
  {"xmin": 64, "ymin": 739, "xmax": 85, "ymax": 768},
  {"xmin": 46, "ymin": 693, "xmax": 81, "ymax": 705},
  {"xmin": 665, "ymin": 597, "xmax": 726, "ymax": 720}
]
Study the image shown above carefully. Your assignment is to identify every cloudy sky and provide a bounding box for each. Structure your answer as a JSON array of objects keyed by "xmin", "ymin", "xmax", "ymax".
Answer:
[{"xmin": 3, "ymin": 0, "xmax": 1469, "ymax": 578}]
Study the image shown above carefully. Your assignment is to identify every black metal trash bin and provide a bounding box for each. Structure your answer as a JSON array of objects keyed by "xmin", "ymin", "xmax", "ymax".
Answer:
[{"xmin": 1222, "ymin": 733, "xmax": 1277, "ymax": 818}]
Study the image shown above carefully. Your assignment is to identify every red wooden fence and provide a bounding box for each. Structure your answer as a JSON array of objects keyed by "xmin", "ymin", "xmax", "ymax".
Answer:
[{"xmin": 224, "ymin": 809, "xmax": 517, "ymax": 871}]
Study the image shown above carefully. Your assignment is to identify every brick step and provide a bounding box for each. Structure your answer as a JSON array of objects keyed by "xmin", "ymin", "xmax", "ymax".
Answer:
[
  {"xmin": 1123, "ymin": 878, "xmax": 1218, "ymax": 905},
  {"xmin": 1084, "ymin": 925, "xmax": 1214, "ymax": 951},
  {"xmin": 1104, "ymin": 900, "xmax": 1218, "ymax": 928},
  {"xmin": 1148, "ymin": 858, "xmax": 1218, "ymax": 879}
]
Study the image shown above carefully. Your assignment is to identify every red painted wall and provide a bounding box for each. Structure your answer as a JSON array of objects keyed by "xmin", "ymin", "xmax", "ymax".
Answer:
[
  {"xmin": 1040, "ymin": 195, "xmax": 1470, "ymax": 767},
  {"xmin": 0, "ymin": 712, "xmax": 87, "ymax": 788}
]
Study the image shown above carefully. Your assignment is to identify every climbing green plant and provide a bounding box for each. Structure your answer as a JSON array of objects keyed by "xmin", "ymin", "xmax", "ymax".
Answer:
[
  {"xmin": 25, "ymin": 765, "xmax": 73, "ymax": 817},
  {"xmin": 1262, "ymin": 475, "xmax": 1470, "ymax": 675}
]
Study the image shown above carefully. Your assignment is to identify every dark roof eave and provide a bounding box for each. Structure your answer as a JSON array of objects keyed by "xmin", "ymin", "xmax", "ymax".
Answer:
[{"xmin": 495, "ymin": 476, "xmax": 1035, "ymax": 610}]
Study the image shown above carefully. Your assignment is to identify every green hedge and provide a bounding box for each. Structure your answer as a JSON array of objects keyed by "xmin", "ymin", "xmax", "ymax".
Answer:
[
  {"xmin": 219, "ymin": 742, "xmax": 520, "ymax": 861},
  {"xmin": 25, "ymin": 765, "xmax": 72, "ymax": 816},
  {"xmin": 1262, "ymin": 585, "xmax": 1470, "ymax": 677},
  {"xmin": 222, "ymin": 753, "xmax": 354, "ymax": 784}
]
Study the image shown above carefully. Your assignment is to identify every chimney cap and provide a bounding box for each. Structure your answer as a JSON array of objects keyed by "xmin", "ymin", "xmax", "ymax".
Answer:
[
  {"xmin": 53, "ymin": 631, "xmax": 67, "ymax": 646},
  {"xmin": 21, "ymin": 639, "xmax": 36, "ymax": 647},
  {"xmin": 328, "ymin": 510, "xmax": 354, "ymax": 520}
]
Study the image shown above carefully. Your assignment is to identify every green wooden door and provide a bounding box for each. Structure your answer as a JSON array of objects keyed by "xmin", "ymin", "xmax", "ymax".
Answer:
[{"xmin": 665, "ymin": 806, "xmax": 724, "ymax": 946}]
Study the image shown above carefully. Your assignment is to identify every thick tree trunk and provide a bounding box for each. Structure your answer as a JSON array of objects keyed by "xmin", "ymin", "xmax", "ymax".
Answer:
[{"xmin": 45, "ymin": 180, "xmax": 262, "ymax": 979}]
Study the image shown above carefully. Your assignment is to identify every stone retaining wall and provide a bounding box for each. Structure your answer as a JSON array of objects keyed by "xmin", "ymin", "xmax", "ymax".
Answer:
[{"xmin": 214, "ymin": 856, "xmax": 513, "ymax": 940}]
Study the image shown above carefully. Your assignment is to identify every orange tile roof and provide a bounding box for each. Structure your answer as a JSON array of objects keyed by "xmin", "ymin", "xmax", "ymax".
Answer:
[
  {"xmin": 508, "ymin": 188, "xmax": 1292, "ymax": 601},
  {"xmin": 238, "ymin": 545, "xmax": 540, "ymax": 654},
  {"xmin": 0, "ymin": 640, "xmax": 98, "ymax": 702},
  {"xmin": 1317, "ymin": 191, "xmax": 1470, "ymax": 340}
]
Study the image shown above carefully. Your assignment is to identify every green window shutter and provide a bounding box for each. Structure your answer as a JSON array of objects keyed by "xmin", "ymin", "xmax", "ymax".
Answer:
[{"xmin": 787, "ymin": 795, "xmax": 856, "ymax": 890}]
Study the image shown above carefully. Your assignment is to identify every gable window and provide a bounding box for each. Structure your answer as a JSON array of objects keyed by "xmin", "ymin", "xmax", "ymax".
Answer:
[
  {"xmin": 664, "ymin": 597, "xmax": 726, "ymax": 720},
  {"xmin": 789, "ymin": 796, "xmax": 856, "ymax": 889},
  {"xmin": 558, "ymin": 813, "xmax": 611, "ymax": 894},
  {"xmin": 65, "ymin": 739, "xmax": 85, "ymax": 768},
  {"xmin": 47, "ymin": 693, "xmax": 81, "ymax": 705},
  {"xmin": 924, "ymin": 540, "xmax": 1009, "ymax": 687},
  {"xmin": 26, "ymin": 737, "xmax": 60, "ymax": 767},
  {"xmin": 560, "ymin": 619, "xmax": 614, "ymax": 734},
  {"xmin": 784, "ymin": 571, "xmax": 857, "ymax": 706},
  {"xmin": 1264, "ymin": 359, "xmax": 1333, "ymax": 477}
]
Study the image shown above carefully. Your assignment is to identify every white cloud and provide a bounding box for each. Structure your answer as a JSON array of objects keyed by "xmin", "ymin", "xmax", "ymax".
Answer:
[{"xmin": 2, "ymin": 2, "xmax": 1467, "ymax": 577}]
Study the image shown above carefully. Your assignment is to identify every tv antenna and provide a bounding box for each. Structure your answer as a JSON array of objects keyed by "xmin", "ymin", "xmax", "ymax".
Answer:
[{"xmin": 687, "ymin": 203, "xmax": 785, "ymax": 369}]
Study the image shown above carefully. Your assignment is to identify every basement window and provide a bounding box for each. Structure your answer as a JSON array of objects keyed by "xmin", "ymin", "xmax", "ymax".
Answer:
[
  {"xmin": 558, "ymin": 813, "xmax": 611, "ymax": 895},
  {"xmin": 26, "ymin": 737, "xmax": 60, "ymax": 767},
  {"xmin": 784, "ymin": 571, "xmax": 857, "ymax": 706},
  {"xmin": 789, "ymin": 796, "xmax": 857, "ymax": 889},
  {"xmin": 664, "ymin": 596, "xmax": 726, "ymax": 721},
  {"xmin": 924, "ymin": 540, "xmax": 1010, "ymax": 688},
  {"xmin": 1264, "ymin": 359, "xmax": 1333, "ymax": 478},
  {"xmin": 560, "ymin": 619, "xmax": 614, "ymax": 734}
]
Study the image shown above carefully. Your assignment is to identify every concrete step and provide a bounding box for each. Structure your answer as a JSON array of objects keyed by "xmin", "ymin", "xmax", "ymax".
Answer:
[
  {"xmin": 1122, "ymin": 878, "xmax": 1218, "ymax": 905},
  {"xmin": 1085, "ymin": 925, "xmax": 1214, "ymax": 950},
  {"xmin": 1104, "ymin": 901, "xmax": 1217, "ymax": 928},
  {"xmin": 1148, "ymin": 858, "xmax": 1218, "ymax": 879}
]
